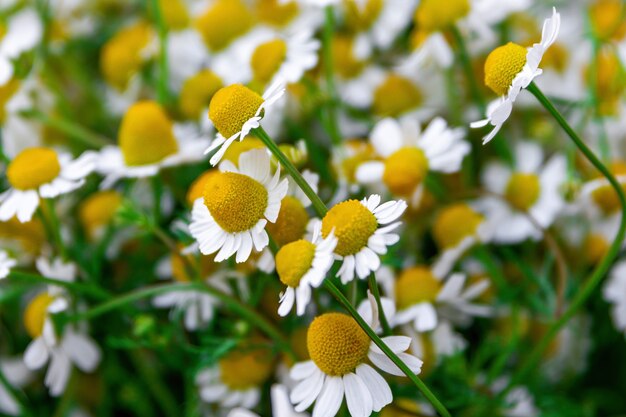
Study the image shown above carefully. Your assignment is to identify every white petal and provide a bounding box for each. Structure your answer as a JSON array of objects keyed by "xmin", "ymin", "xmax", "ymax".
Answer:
[
  {"xmin": 312, "ymin": 376, "xmax": 344, "ymax": 417},
  {"xmin": 355, "ymin": 364, "xmax": 392, "ymax": 411},
  {"xmin": 343, "ymin": 373, "xmax": 373, "ymax": 417}
]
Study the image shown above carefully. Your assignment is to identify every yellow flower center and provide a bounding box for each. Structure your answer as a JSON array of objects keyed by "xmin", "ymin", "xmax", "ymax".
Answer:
[
  {"xmin": 589, "ymin": 0, "xmax": 626, "ymax": 42},
  {"xmin": 383, "ymin": 147, "xmax": 429, "ymax": 196},
  {"xmin": 583, "ymin": 233, "xmax": 609, "ymax": 265},
  {"xmin": 266, "ymin": 197, "xmax": 309, "ymax": 246},
  {"xmin": 219, "ymin": 347, "xmax": 274, "ymax": 390},
  {"xmin": 340, "ymin": 140, "xmax": 376, "ymax": 183},
  {"xmin": 24, "ymin": 293, "xmax": 55, "ymax": 338},
  {"xmin": 7, "ymin": 147, "xmax": 61, "ymax": 190},
  {"xmin": 321, "ymin": 200, "xmax": 378, "ymax": 256},
  {"xmin": 380, "ymin": 399, "xmax": 427, "ymax": 417},
  {"xmin": 276, "ymin": 239, "xmax": 316, "ymax": 288},
  {"xmin": 395, "ymin": 266, "xmax": 441, "ymax": 309},
  {"xmin": 100, "ymin": 21, "xmax": 153, "ymax": 91},
  {"xmin": 432, "ymin": 203, "xmax": 483, "ymax": 250},
  {"xmin": 332, "ymin": 35, "xmax": 366, "ymax": 79},
  {"xmin": 307, "ymin": 313, "xmax": 370, "ymax": 376},
  {"xmin": 119, "ymin": 101, "xmax": 178, "ymax": 166},
  {"xmin": 0, "ymin": 78, "xmax": 20, "ymax": 123},
  {"xmin": 414, "ymin": 0, "xmax": 470, "ymax": 33},
  {"xmin": 203, "ymin": 172, "xmax": 268, "ymax": 233},
  {"xmin": 484, "ymin": 42, "xmax": 528, "ymax": 96},
  {"xmin": 194, "ymin": 0, "xmax": 254, "ymax": 52},
  {"xmin": 591, "ymin": 161, "xmax": 626, "ymax": 214},
  {"xmin": 0, "ymin": 217, "xmax": 46, "ymax": 255},
  {"xmin": 187, "ymin": 170, "xmax": 219, "ymax": 206},
  {"xmin": 290, "ymin": 327, "xmax": 310, "ymax": 361},
  {"xmin": 344, "ymin": 0, "xmax": 384, "ymax": 32},
  {"xmin": 254, "ymin": 0, "xmax": 299, "ymax": 27},
  {"xmin": 505, "ymin": 173, "xmax": 541, "ymax": 211},
  {"xmin": 251, "ymin": 39, "xmax": 288, "ymax": 86},
  {"xmin": 373, "ymin": 75, "xmax": 423, "ymax": 117},
  {"xmin": 586, "ymin": 50, "xmax": 625, "ymax": 116},
  {"xmin": 541, "ymin": 42, "xmax": 569, "ymax": 74},
  {"xmin": 79, "ymin": 190, "xmax": 123, "ymax": 236},
  {"xmin": 209, "ymin": 84, "xmax": 265, "ymax": 139},
  {"xmin": 179, "ymin": 70, "xmax": 223, "ymax": 120},
  {"xmin": 222, "ymin": 137, "xmax": 266, "ymax": 164},
  {"xmin": 159, "ymin": 0, "xmax": 189, "ymax": 30}
]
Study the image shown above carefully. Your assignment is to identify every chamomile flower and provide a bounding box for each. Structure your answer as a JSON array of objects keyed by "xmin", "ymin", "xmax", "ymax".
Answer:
[
  {"xmin": 196, "ymin": 343, "xmax": 275, "ymax": 409},
  {"xmin": 78, "ymin": 190, "xmax": 123, "ymax": 240},
  {"xmin": 471, "ymin": 8, "xmax": 561, "ymax": 144},
  {"xmin": 579, "ymin": 160, "xmax": 626, "ymax": 217},
  {"xmin": 206, "ymin": 81, "xmax": 285, "ymax": 165},
  {"xmin": 321, "ymin": 194, "xmax": 406, "ymax": 283},
  {"xmin": 356, "ymin": 117, "xmax": 469, "ymax": 206},
  {"xmin": 0, "ymin": 250, "xmax": 16, "ymax": 279},
  {"xmin": 22, "ymin": 292, "xmax": 101, "ymax": 396},
  {"xmin": 228, "ymin": 385, "xmax": 308, "ymax": 417},
  {"xmin": 249, "ymin": 30, "xmax": 320, "ymax": 89},
  {"xmin": 276, "ymin": 222, "xmax": 337, "ymax": 316},
  {"xmin": 0, "ymin": 8, "xmax": 43, "ymax": 86},
  {"xmin": 289, "ymin": 312, "xmax": 422, "ymax": 417},
  {"xmin": 0, "ymin": 147, "xmax": 96, "ymax": 223},
  {"xmin": 392, "ymin": 266, "xmax": 491, "ymax": 333},
  {"xmin": 478, "ymin": 141, "xmax": 567, "ymax": 244},
  {"xmin": 96, "ymin": 101, "xmax": 210, "ymax": 188},
  {"xmin": 189, "ymin": 149, "xmax": 289, "ymax": 263},
  {"xmin": 603, "ymin": 260, "xmax": 626, "ymax": 335}
]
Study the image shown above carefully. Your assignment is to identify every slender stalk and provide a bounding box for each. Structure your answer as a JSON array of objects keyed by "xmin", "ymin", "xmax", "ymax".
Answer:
[
  {"xmin": 321, "ymin": 6, "xmax": 342, "ymax": 146},
  {"xmin": 507, "ymin": 83, "xmax": 626, "ymax": 389},
  {"xmin": 20, "ymin": 109, "xmax": 110, "ymax": 148},
  {"xmin": 8, "ymin": 271, "xmax": 111, "ymax": 301},
  {"xmin": 150, "ymin": 0, "xmax": 170, "ymax": 106},
  {"xmin": 451, "ymin": 26, "xmax": 486, "ymax": 111},
  {"xmin": 367, "ymin": 273, "xmax": 391, "ymax": 336},
  {"xmin": 129, "ymin": 349, "xmax": 179, "ymax": 417},
  {"xmin": 44, "ymin": 199, "xmax": 68, "ymax": 260},
  {"xmin": 324, "ymin": 281, "xmax": 451, "ymax": 417},
  {"xmin": 255, "ymin": 127, "xmax": 328, "ymax": 217}
]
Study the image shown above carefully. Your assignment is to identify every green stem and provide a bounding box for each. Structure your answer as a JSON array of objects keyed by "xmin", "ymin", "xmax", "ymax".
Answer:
[
  {"xmin": 367, "ymin": 273, "xmax": 391, "ymax": 336},
  {"xmin": 255, "ymin": 127, "xmax": 328, "ymax": 217},
  {"xmin": 451, "ymin": 26, "xmax": 486, "ymax": 111},
  {"xmin": 8, "ymin": 271, "xmax": 111, "ymax": 301},
  {"xmin": 150, "ymin": 0, "xmax": 170, "ymax": 106},
  {"xmin": 20, "ymin": 109, "xmax": 110, "ymax": 148},
  {"xmin": 44, "ymin": 199, "xmax": 68, "ymax": 260},
  {"xmin": 507, "ymin": 83, "xmax": 626, "ymax": 389},
  {"xmin": 324, "ymin": 281, "xmax": 451, "ymax": 417},
  {"xmin": 151, "ymin": 175, "xmax": 163, "ymax": 225},
  {"xmin": 129, "ymin": 349, "xmax": 179, "ymax": 417},
  {"xmin": 321, "ymin": 6, "xmax": 342, "ymax": 146},
  {"xmin": 67, "ymin": 282, "xmax": 296, "ymax": 361}
]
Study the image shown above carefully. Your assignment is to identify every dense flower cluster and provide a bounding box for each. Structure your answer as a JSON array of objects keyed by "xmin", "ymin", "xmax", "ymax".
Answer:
[{"xmin": 0, "ymin": 0, "xmax": 625, "ymax": 416}]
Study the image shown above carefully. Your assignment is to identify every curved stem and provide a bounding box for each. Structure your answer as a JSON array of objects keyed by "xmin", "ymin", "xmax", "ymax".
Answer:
[
  {"xmin": 321, "ymin": 6, "xmax": 342, "ymax": 146},
  {"xmin": 507, "ymin": 83, "xmax": 626, "ymax": 390},
  {"xmin": 367, "ymin": 273, "xmax": 391, "ymax": 336},
  {"xmin": 8, "ymin": 271, "xmax": 111, "ymax": 301},
  {"xmin": 324, "ymin": 281, "xmax": 451, "ymax": 417},
  {"xmin": 150, "ymin": 0, "xmax": 170, "ymax": 106}
]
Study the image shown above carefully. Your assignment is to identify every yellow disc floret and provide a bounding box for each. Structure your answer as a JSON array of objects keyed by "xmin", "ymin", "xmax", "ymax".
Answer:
[
  {"xmin": 307, "ymin": 313, "xmax": 370, "ymax": 376},
  {"xmin": 194, "ymin": 0, "xmax": 254, "ymax": 52},
  {"xmin": 266, "ymin": 197, "xmax": 309, "ymax": 245},
  {"xmin": 223, "ymin": 138, "xmax": 266, "ymax": 164},
  {"xmin": 383, "ymin": 147, "xmax": 429, "ymax": 196},
  {"xmin": 591, "ymin": 161, "xmax": 626, "ymax": 214},
  {"xmin": 159, "ymin": 0, "xmax": 189, "ymax": 30},
  {"xmin": 179, "ymin": 70, "xmax": 223, "ymax": 120},
  {"xmin": 219, "ymin": 347, "xmax": 274, "ymax": 390},
  {"xmin": 255, "ymin": 0, "xmax": 298, "ymax": 27},
  {"xmin": 0, "ymin": 78, "xmax": 20, "ymax": 123},
  {"xmin": 24, "ymin": 293, "xmax": 55, "ymax": 338},
  {"xmin": 432, "ymin": 203, "xmax": 483, "ymax": 250},
  {"xmin": 589, "ymin": 0, "xmax": 626, "ymax": 42},
  {"xmin": 484, "ymin": 42, "xmax": 528, "ymax": 96},
  {"xmin": 373, "ymin": 75, "xmax": 422, "ymax": 117},
  {"xmin": 414, "ymin": 0, "xmax": 470, "ymax": 33},
  {"xmin": 203, "ymin": 172, "xmax": 268, "ymax": 233},
  {"xmin": 0, "ymin": 217, "xmax": 46, "ymax": 255},
  {"xmin": 395, "ymin": 266, "xmax": 441, "ymax": 309},
  {"xmin": 321, "ymin": 200, "xmax": 378, "ymax": 256},
  {"xmin": 505, "ymin": 172, "xmax": 541, "ymax": 211},
  {"xmin": 187, "ymin": 170, "xmax": 219, "ymax": 206},
  {"xmin": 79, "ymin": 190, "xmax": 123, "ymax": 237},
  {"xmin": 119, "ymin": 101, "xmax": 178, "ymax": 166},
  {"xmin": 7, "ymin": 147, "xmax": 61, "ymax": 190},
  {"xmin": 276, "ymin": 239, "xmax": 316, "ymax": 288},
  {"xmin": 332, "ymin": 35, "xmax": 366, "ymax": 79},
  {"xmin": 251, "ymin": 39, "xmax": 287, "ymax": 85},
  {"xmin": 209, "ymin": 84, "xmax": 265, "ymax": 139},
  {"xmin": 583, "ymin": 233, "xmax": 609, "ymax": 265},
  {"xmin": 344, "ymin": 0, "xmax": 384, "ymax": 32}
]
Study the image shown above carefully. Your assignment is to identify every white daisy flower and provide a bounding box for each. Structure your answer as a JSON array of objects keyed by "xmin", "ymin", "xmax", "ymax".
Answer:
[
  {"xmin": 356, "ymin": 117, "xmax": 470, "ymax": 206},
  {"xmin": 390, "ymin": 266, "xmax": 491, "ymax": 333},
  {"xmin": 321, "ymin": 194, "xmax": 406, "ymax": 283},
  {"xmin": 196, "ymin": 343, "xmax": 275, "ymax": 410},
  {"xmin": 477, "ymin": 141, "xmax": 567, "ymax": 244},
  {"xmin": 35, "ymin": 257, "xmax": 77, "ymax": 313},
  {"xmin": 603, "ymin": 260, "xmax": 626, "ymax": 334},
  {"xmin": 276, "ymin": 222, "xmax": 337, "ymax": 317},
  {"xmin": 228, "ymin": 384, "xmax": 308, "ymax": 417},
  {"xmin": 0, "ymin": 250, "xmax": 16, "ymax": 279},
  {"xmin": 289, "ymin": 311, "xmax": 422, "ymax": 417},
  {"xmin": 249, "ymin": 30, "xmax": 320, "ymax": 88},
  {"xmin": 206, "ymin": 81, "xmax": 285, "ymax": 166},
  {"xmin": 96, "ymin": 101, "xmax": 210, "ymax": 188},
  {"xmin": 190, "ymin": 149, "xmax": 289, "ymax": 263},
  {"xmin": 0, "ymin": 8, "xmax": 43, "ymax": 85},
  {"xmin": 0, "ymin": 147, "xmax": 96, "ymax": 223},
  {"xmin": 471, "ymin": 8, "xmax": 561, "ymax": 144},
  {"xmin": 22, "ymin": 291, "xmax": 101, "ymax": 397}
]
